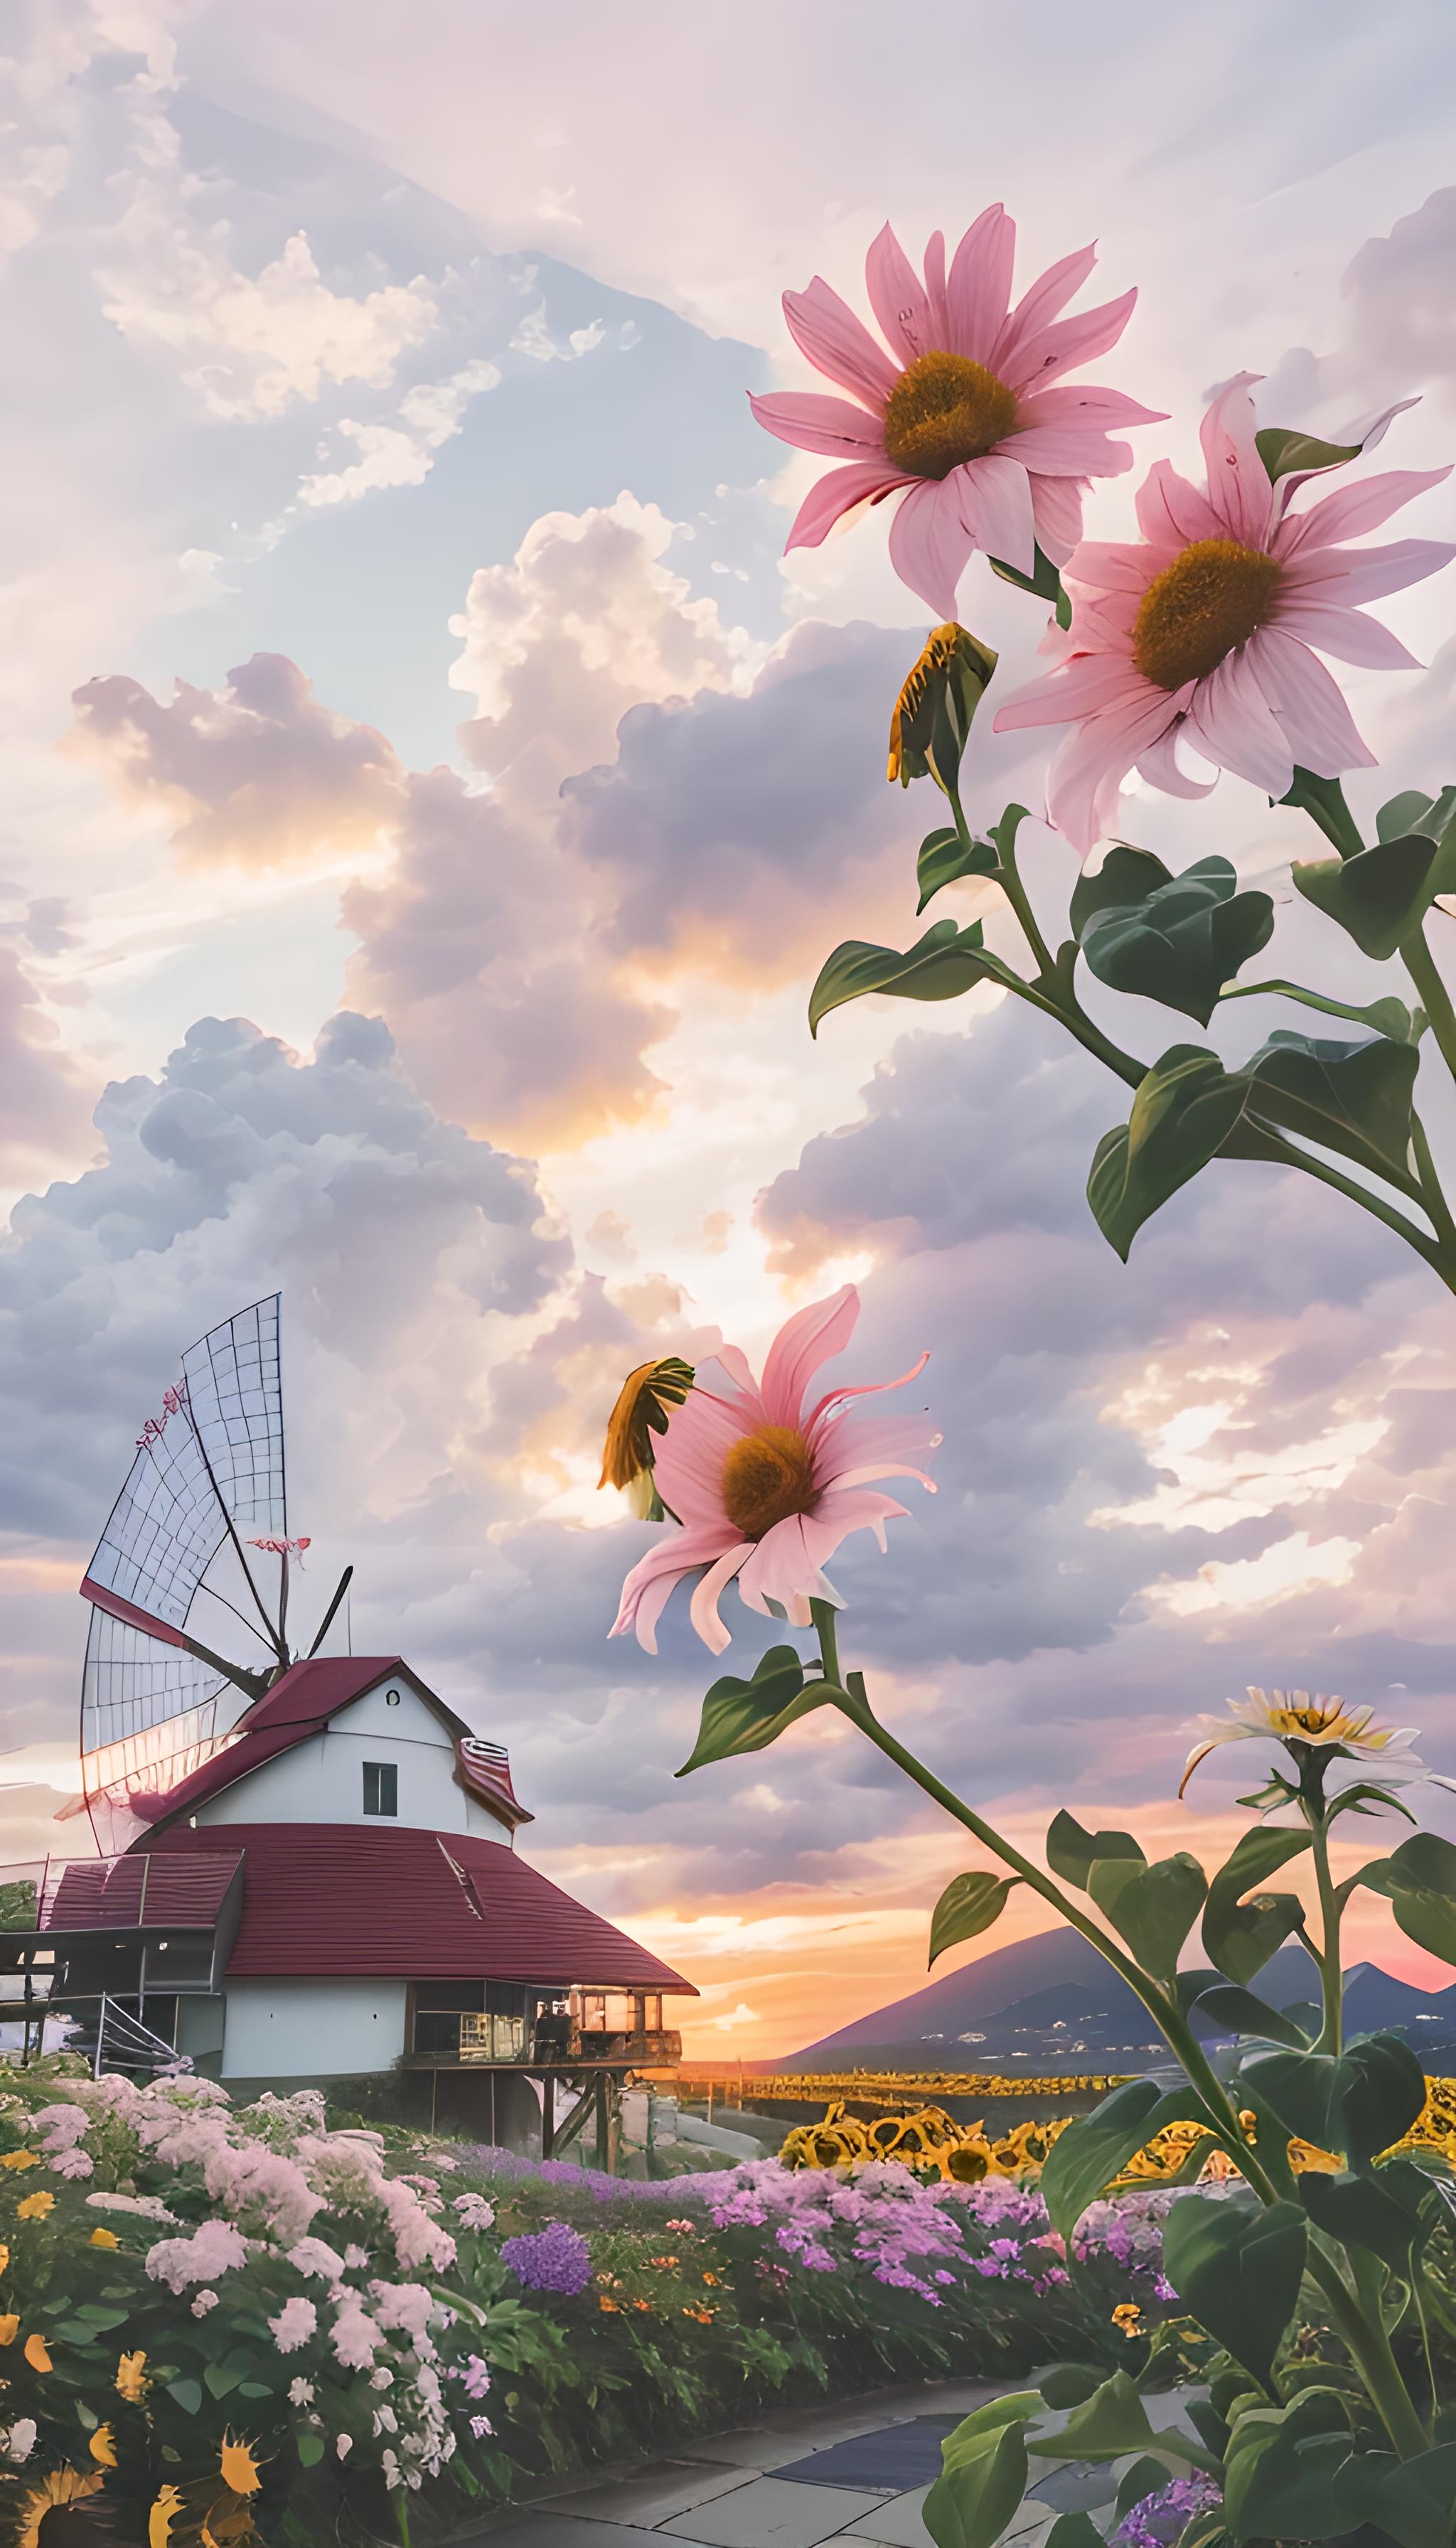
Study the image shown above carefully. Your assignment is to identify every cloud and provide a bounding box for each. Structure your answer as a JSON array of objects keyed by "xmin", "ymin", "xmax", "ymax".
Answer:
[
  {"xmin": 562, "ymin": 617, "xmax": 921, "ymax": 975},
  {"xmin": 0, "ymin": 942, "xmax": 93, "ymax": 1187},
  {"xmin": 70, "ymin": 653, "xmax": 405, "ymax": 869},
  {"xmin": 297, "ymin": 356, "xmax": 501, "ymax": 506}
]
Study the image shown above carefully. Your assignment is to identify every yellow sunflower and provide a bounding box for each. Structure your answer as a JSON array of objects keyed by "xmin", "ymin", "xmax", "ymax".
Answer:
[
  {"xmin": 16, "ymin": 2193, "xmax": 53, "ymax": 2222},
  {"xmin": 0, "ymin": 2314, "xmax": 17, "ymax": 2346},
  {"xmin": 218, "ymin": 2434, "xmax": 262, "ymax": 2497},
  {"xmin": 0, "ymin": 2151, "xmax": 40, "ymax": 2173},
  {"xmin": 598, "ymin": 1357, "xmax": 694, "ymax": 1516},
  {"xmin": 89, "ymin": 2424, "xmax": 117, "ymax": 2468},
  {"xmin": 149, "ymin": 2483, "xmax": 184, "ymax": 2547},
  {"xmin": 116, "ymin": 2349, "xmax": 149, "ymax": 2402},
  {"xmin": 23, "ymin": 2333, "xmax": 50, "ymax": 2373},
  {"xmin": 89, "ymin": 2227, "xmax": 119, "ymax": 2249},
  {"xmin": 15, "ymin": 2467, "xmax": 105, "ymax": 2548}
]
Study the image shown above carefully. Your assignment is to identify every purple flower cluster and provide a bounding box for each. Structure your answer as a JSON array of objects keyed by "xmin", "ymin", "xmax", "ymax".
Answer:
[
  {"xmin": 499, "ymin": 2221, "xmax": 594, "ymax": 2295},
  {"xmin": 1112, "ymin": 2475, "xmax": 1222, "ymax": 2548}
]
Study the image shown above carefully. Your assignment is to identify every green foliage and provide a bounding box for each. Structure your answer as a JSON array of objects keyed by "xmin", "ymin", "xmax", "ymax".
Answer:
[
  {"xmin": 1299, "ymin": 2162, "xmax": 1434, "ymax": 2273},
  {"xmin": 1088, "ymin": 1044, "xmax": 1251, "ymax": 1260},
  {"xmin": 988, "ymin": 542, "xmax": 1073, "ymax": 628},
  {"xmin": 1075, "ymin": 855, "xmax": 1274, "ymax": 1025},
  {"xmin": 1275, "ymin": 765, "xmax": 1367, "ymax": 858},
  {"xmin": 675, "ymin": 1645, "xmax": 837, "ymax": 1775},
  {"xmin": 808, "ymin": 916, "xmax": 1009, "ymax": 1036},
  {"xmin": 1293, "ymin": 835, "xmax": 1438, "ymax": 962},
  {"xmin": 1222, "ymin": 2387, "xmax": 1353, "ymax": 2541},
  {"xmin": 1024, "ymin": 2367, "xmax": 1212, "ymax": 2469},
  {"xmin": 1241, "ymin": 1029, "xmax": 1420, "ymax": 1184},
  {"xmin": 916, "ymin": 824, "xmax": 999, "ymax": 911},
  {"xmin": 1185, "ymin": 1979, "xmax": 1311, "ymax": 2049},
  {"xmin": 1238, "ymin": 2032, "xmax": 1428, "ymax": 2168},
  {"xmin": 1361, "ymin": 1831, "xmax": 1456, "ymax": 1965},
  {"xmin": 1162, "ymin": 2197, "xmax": 1307, "ymax": 2389},
  {"xmin": 928, "ymin": 1870, "xmax": 1024, "ymax": 1966},
  {"xmin": 1039, "ymin": 2079, "xmax": 1221, "ymax": 2243},
  {"xmin": 1256, "ymin": 425, "xmax": 1363, "ymax": 483},
  {"xmin": 1044, "ymin": 1810, "xmax": 1145, "ymax": 1888},
  {"xmin": 1201, "ymin": 1825, "xmax": 1312, "ymax": 1984},
  {"xmin": 923, "ymin": 2396, "xmax": 1037, "ymax": 2548},
  {"xmin": 0, "ymin": 1878, "xmax": 38, "ymax": 1930},
  {"xmin": 1086, "ymin": 1852, "xmax": 1207, "ymax": 1980}
]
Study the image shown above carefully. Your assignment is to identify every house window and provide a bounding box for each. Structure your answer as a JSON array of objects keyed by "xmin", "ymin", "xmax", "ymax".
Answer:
[{"xmin": 363, "ymin": 1761, "xmax": 397, "ymax": 1817}]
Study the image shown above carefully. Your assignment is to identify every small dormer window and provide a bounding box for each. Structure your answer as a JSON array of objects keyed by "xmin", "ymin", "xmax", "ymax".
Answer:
[{"xmin": 363, "ymin": 1762, "xmax": 398, "ymax": 1817}]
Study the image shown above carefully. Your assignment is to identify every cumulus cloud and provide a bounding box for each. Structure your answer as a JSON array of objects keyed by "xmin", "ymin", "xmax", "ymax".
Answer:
[
  {"xmin": 70, "ymin": 653, "xmax": 405, "ymax": 869},
  {"xmin": 0, "ymin": 943, "xmax": 92, "ymax": 1187},
  {"xmin": 297, "ymin": 357, "xmax": 501, "ymax": 507}
]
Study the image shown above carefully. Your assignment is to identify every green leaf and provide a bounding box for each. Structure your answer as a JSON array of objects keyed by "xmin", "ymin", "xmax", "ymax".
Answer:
[
  {"xmin": 989, "ymin": 542, "xmax": 1073, "ymax": 628},
  {"xmin": 1378, "ymin": 788, "xmax": 1438, "ymax": 842},
  {"xmin": 1219, "ymin": 977, "xmax": 1424, "ymax": 1043},
  {"xmin": 1243, "ymin": 1029, "xmax": 1420, "ymax": 1183},
  {"xmin": 1256, "ymin": 425, "xmax": 1362, "ymax": 483},
  {"xmin": 237, "ymin": 2380, "xmax": 274, "ymax": 2398},
  {"xmin": 1078, "ymin": 856, "xmax": 1275, "ymax": 1025},
  {"xmin": 916, "ymin": 825, "xmax": 999, "ymax": 913},
  {"xmin": 1386, "ymin": 1830, "xmax": 1456, "ymax": 1896},
  {"xmin": 1299, "ymin": 2164, "xmax": 1433, "ymax": 2272},
  {"xmin": 923, "ymin": 2413, "xmax": 1032, "ymax": 2548},
  {"xmin": 1043, "ymin": 2519, "xmax": 1107, "ymax": 2548},
  {"xmin": 1391, "ymin": 1887, "xmax": 1456, "ymax": 1964},
  {"xmin": 1162, "ymin": 2195, "xmax": 1307, "ymax": 2387},
  {"xmin": 1088, "ymin": 1852, "xmax": 1207, "ymax": 1980},
  {"xmin": 1293, "ymin": 835, "xmax": 1438, "ymax": 962},
  {"xmin": 1339, "ymin": 2446, "xmax": 1456, "ymax": 2548},
  {"xmin": 296, "ymin": 2431, "xmax": 326, "ymax": 2469},
  {"xmin": 1417, "ymin": 782, "xmax": 1456, "ymax": 896},
  {"xmin": 808, "ymin": 918, "xmax": 1002, "ymax": 1037},
  {"xmin": 1040, "ymin": 2080, "xmax": 1220, "ymax": 2243},
  {"xmin": 1088, "ymin": 1045, "xmax": 1251, "ymax": 1261},
  {"xmin": 1201, "ymin": 1824, "xmax": 1312, "ymax": 1984},
  {"xmin": 1045, "ymin": 1809, "xmax": 1145, "ymax": 1888},
  {"xmin": 1190, "ymin": 1981, "xmax": 1312, "ymax": 2049},
  {"xmin": 1241, "ymin": 2032, "xmax": 1427, "ymax": 2168},
  {"xmin": 1069, "ymin": 844, "xmax": 1174, "ymax": 937},
  {"xmin": 204, "ymin": 2360, "xmax": 245, "ymax": 2399},
  {"xmin": 1024, "ymin": 2369, "xmax": 1214, "ymax": 2473},
  {"xmin": 1275, "ymin": 766, "xmax": 1366, "ymax": 858},
  {"xmin": 1032, "ymin": 2362, "xmax": 1107, "ymax": 2409},
  {"xmin": 166, "ymin": 2377, "xmax": 203, "ymax": 2415},
  {"xmin": 928, "ymin": 1870, "xmax": 1024, "ymax": 1966},
  {"xmin": 1223, "ymin": 2390, "xmax": 1351, "ymax": 2542},
  {"xmin": 676, "ymin": 1647, "xmax": 835, "ymax": 1776}
]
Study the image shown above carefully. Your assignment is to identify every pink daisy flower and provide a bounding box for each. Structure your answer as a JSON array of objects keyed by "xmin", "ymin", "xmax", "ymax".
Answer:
[
  {"xmin": 749, "ymin": 208, "xmax": 1162, "ymax": 621},
  {"xmin": 609, "ymin": 1285, "xmax": 937, "ymax": 1656},
  {"xmin": 992, "ymin": 375, "xmax": 1455, "ymax": 853}
]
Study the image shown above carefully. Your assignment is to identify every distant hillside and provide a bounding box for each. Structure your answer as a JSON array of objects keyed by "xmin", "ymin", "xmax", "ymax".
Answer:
[{"xmin": 774, "ymin": 1929, "xmax": 1456, "ymax": 2075}]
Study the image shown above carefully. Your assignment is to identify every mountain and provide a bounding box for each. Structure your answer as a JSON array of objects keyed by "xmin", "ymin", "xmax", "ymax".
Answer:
[{"xmin": 774, "ymin": 1930, "xmax": 1456, "ymax": 2075}]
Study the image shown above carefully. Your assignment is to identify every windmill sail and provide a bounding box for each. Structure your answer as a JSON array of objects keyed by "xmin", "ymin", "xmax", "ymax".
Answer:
[{"xmin": 77, "ymin": 1297, "xmax": 289, "ymax": 1851}]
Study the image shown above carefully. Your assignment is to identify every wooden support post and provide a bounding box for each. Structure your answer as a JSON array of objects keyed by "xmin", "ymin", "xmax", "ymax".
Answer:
[
  {"xmin": 594, "ymin": 2073, "xmax": 609, "ymax": 2173},
  {"xmin": 540, "ymin": 2073, "xmax": 555, "ymax": 2161}
]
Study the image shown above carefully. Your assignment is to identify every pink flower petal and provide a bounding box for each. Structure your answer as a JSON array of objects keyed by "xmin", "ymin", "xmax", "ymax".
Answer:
[
  {"xmin": 688, "ymin": 1543, "xmax": 754, "ymax": 1654},
  {"xmin": 651, "ymin": 1398, "xmax": 743, "ymax": 1527},
  {"xmin": 1199, "ymin": 373, "xmax": 1278, "ymax": 548},
  {"xmin": 1066, "ymin": 540, "xmax": 1158, "ymax": 596},
  {"xmin": 1015, "ymin": 385, "xmax": 1166, "ymax": 434},
  {"xmin": 923, "ymin": 229, "xmax": 950, "ymax": 346},
  {"xmin": 960, "ymin": 451, "xmax": 1037, "ymax": 575},
  {"xmin": 1277, "ymin": 465, "xmax": 1452, "ymax": 555},
  {"xmin": 1184, "ymin": 646, "xmax": 1294, "ymax": 797},
  {"xmin": 1002, "ymin": 423, "xmax": 1135, "ymax": 478},
  {"xmin": 1270, "ymin": 596, "xmax": 1421, "ymax": 670},
  {"xmin": 992, "ymin": 242, "xmax": 1098, "ymax": 374},
  {"xmin": 1136, "ymin": 724, "xmax": 1217, "ymax": 799},
  {"xmin": 784, "ymin": 459, "xmax": 909, "ymax": 553},
  {"xmin": 864, "ymin": 221, "xmax": 938, "ymax": 365},
  {"xmin": 1134, "ymin": 459, "xmax": 1221, "ymax": 550},
  {"xmin": 994, "ymin": 651, "xmax": 1152, "ymax": 732},
  {"xmin": 611, "ymin": 1526, "xmax": 740, "ymax": 1652},
  {"xmin": 888, "ymin": 476, "xmax": 978, "ymax": 619},
  {"xmin": 1029, "ymin": 473, "xmax": 1087, "ymax": 566},
  {"xmin": 736, "ymin": 1516, "xmax": 837, "ymax": 1623},
  {"xmin": 782, "ymin": 274, "xmax": 901, "ymax": 410},
  {"xmin": 748, "ymin": 390, "xmax": 890, "ymax": 459},
  {"xmin": 945, "ymin": 204, "xmax": 1016, "ymax": 364},
  {"xmin": 1275, "ymin": 397, "xmax": 1419, "ymax": 508},
  {"xmin": 1253, "ymin": 626, "xmax": 1376, "ymax": 776},
  {"xmin": 1279, "ymin": 537, "xmax": 1456, "ymax": 606},
  {"xmin": 799, "ymin": 1487, "xmax": 913, "ymax": 1565},
  {"xmin": 811, "ymin": 1404, "xmax": 940, "ymax": 1478},
  {"xmin": 759, "ymin": 1285, "xmax": 859, "ymax": 1428},
  {"xmin": 1045, "ymin": 687, "xmax": 1181, "ymax": 854},
  {"xmin": 1000, "ymin": 289, "xmax": 1137, "ymax": 395},
  {"xmin": 803, "ymin": 1353, "xmax": 931, "ymax": 1438}
]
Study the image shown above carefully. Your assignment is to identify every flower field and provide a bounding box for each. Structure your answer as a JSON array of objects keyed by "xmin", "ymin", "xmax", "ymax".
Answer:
[{"xmin": 0, "ymin": 2057, "xmax": 1243, "ymax": 2544}]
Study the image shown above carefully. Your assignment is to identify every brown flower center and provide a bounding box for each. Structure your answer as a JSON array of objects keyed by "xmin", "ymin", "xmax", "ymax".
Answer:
[
  {"xmin": 1132, "ymin": 537, "xmax": 1281, "ymax": 691},
  {"xmin": 881, "ymin": 352, "xmax": 1019, "ymax": 480},
  {"xmin": 721, "ymin": 1424, "xmax": 818, "ymax": 1540}
]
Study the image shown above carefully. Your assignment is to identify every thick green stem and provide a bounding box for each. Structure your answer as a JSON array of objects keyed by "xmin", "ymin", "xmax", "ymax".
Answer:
[
  {"xmin": 1411, "ymin": 1111, "xmax": 1456, "ymax": 1257},
  {"xmin": 1403, "ymin": 926, "xmax": 1456, "ymax": 1089},
  {"xmin": 1306, "ymin": 1806, "xmax": 1344, "ymax": 2057},
  {"xmin": 946, "ymin": 772, "xmax": 1059, "ymax": 987}
]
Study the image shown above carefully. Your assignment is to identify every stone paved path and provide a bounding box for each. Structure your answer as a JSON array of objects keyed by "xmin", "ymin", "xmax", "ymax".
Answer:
[{"xmin": 457, "ymin": 2378, "xmax": 1094, "ymax": 2547}]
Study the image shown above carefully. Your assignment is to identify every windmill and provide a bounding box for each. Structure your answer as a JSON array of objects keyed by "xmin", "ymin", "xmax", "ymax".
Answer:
[{"xmin": 70, "ymin": 1295, "xmax": 353, "ymax": 1854}]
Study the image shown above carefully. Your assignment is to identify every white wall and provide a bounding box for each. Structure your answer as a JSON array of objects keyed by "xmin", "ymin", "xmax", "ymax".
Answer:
[
  {"xmin": 220, "ymin": 1977, "xmax": 408, "ymax": 2078},
  {"xmin": 195, "ymin": 1675, "xmax": 512, "ymax": 1843}
]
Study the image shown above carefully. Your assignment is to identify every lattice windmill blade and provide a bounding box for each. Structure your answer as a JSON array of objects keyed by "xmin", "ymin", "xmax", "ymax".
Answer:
[{"xmin": 77, "ymin": 1296, "xmax": 290, "ymax": 1852}]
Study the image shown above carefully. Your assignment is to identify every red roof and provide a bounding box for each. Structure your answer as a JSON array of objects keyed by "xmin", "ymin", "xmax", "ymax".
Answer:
[
  {"xmin": 134, "ymin": 1658, "xmax": 529, "ymax": 1831},
  {"xmin": 138, "ymin": 1822, "xmax": 695, "ymax": 1993},
  {"xmin": 46, "ymin": 1853, "xmax": 242, "ymax": 1932}
]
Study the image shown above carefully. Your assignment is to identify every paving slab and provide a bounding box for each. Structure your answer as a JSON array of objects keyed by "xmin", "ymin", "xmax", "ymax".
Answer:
[
  {"xmin": 475, "ymin": 2518, "xmax": 725, "ymax": 2547},
  {"xmin": 543, "ymin": 2462, "xmax": 755, "ymax": 2528},
  {"xmin": 775, "ymin": 2418, "xmax": 959, "ymax": 2495},
  {"xmin": 660, "ymin": 2475, "xmax": 889, "ymax": 2545}
]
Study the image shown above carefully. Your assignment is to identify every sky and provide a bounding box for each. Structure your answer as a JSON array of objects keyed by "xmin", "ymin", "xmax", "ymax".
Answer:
[{"xmin": 6, "ymin": 0, "xmax": 1456, "ymax": 2059}]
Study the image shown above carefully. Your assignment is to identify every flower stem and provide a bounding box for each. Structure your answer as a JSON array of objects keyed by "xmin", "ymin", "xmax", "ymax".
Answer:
[
  {"xmin": 1305, "ymin": 1804, "xmax": 1344, "ymax": 2057},
  {"xmin": 1402, "ymin": 925, "xmax": 1456, "ymax": 1090},
  {"xmin": 1411, "ymin": 1110, "xmax": 1456, "ymax": 1257},
  {"xmin": 946, "ymin": 773, "xmax": 1059, "ymax": 988}
]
